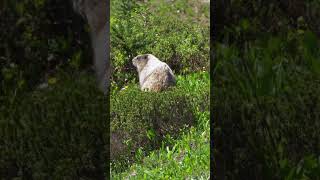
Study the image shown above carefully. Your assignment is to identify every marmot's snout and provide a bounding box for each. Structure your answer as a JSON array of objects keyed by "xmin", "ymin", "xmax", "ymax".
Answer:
[{"xmin": 132, "ymin": 57, "xmax": 137, "ymax": 67}]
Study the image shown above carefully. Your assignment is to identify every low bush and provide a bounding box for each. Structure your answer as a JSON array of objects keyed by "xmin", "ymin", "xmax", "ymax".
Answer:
[
  {"xmin": 0, "ymin": 72, "xmax": 108, "ymax": 179},
  {"xmin": 110, "ymin": 72, "xmax": 209, "ymax": 173}
]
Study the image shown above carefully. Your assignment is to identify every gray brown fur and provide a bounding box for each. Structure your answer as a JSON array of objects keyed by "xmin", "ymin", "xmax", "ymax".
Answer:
[{"xmin": 132, "ymin": 54, "xmax": 176, "ymax": 92}]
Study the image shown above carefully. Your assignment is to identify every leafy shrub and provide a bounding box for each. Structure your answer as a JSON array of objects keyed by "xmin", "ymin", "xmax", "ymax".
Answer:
[
  {"xmin": 110, "ymin": 72, "xmax": 209, "ymax": 173},
  {"xmin": 0, "ymin": 72, "xmax": 108, "ymax": 179},
  {"xmin": 111, "ymin": 0, "xmax": 209, "ymax": 88}
]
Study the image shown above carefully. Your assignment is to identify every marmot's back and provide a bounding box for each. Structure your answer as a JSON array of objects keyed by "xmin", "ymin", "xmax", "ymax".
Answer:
[
  {"xmin": 141, "ymin": 64, "xmax": 176, "ymax": 92},
  {"xmin": 132, "ymin": 54, "xmax": 176, "ymax": 92}
]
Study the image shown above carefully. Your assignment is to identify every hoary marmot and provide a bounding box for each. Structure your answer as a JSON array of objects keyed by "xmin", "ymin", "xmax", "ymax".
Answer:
[{"xmin": 132, "ymin": 54, "xmax": 176, "ymax": 92}]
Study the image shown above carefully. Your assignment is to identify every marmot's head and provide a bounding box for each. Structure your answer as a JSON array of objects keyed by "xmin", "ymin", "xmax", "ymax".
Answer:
[{"xmin": 132, "ymin": 54, "xmax": 152, "ymax": 72}]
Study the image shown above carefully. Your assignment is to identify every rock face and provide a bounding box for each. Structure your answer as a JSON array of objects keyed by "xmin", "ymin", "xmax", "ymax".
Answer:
[
  {"xmin": 132, "ymin": 54, "xmax": 176, "ymax": 92},
  {"xmin": 72, "ymin": 0, "xmax": 110, "ymax": 94}
]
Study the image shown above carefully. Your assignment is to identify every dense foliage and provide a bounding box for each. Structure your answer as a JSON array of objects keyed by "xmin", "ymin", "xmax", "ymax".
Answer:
[{"xmin": 214, "ymin": 0, "xmax": 320, "ymax": 179}]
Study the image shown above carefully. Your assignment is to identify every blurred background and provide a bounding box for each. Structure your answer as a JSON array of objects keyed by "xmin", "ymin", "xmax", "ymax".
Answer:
[
  {"xmin": 214, "ymin": 0, "xmax": 320, "ymax": 179},
  {"xmin": 0, "ymin": 1, "xmax": 107, "ymax": 179}
]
